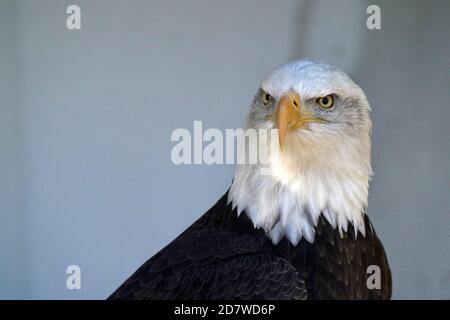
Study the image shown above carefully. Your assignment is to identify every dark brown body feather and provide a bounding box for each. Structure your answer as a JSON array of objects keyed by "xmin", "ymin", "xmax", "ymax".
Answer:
[{"xmin": 108, "ymin": 192, "xmax": 391, "ymax": 300}]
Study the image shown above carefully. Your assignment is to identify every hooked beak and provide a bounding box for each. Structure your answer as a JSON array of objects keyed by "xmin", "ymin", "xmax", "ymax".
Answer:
[{"xmin": 274, "ymin": 92, "xmax": 326, "ymax": 150}]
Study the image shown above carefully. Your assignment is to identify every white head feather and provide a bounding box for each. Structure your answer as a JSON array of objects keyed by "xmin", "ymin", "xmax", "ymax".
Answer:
[{"xmin": 229, "ymin": 59, "xmax": 372, "ymax": 245}]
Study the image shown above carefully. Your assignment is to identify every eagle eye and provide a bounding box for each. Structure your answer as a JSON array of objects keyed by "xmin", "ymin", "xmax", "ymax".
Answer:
[
  {"xmin": 261, "ymin": 91, "xmax": 273, "ymax": 105},
  {"xmin": 316, "ymin": 95, "xmax": 334, "ymax": 109}
]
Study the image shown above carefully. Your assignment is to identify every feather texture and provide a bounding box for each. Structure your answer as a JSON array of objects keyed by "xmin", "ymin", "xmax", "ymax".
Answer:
[{"xmin": 108, "ymin": 192, "xmax": 391, "ymax": 300}]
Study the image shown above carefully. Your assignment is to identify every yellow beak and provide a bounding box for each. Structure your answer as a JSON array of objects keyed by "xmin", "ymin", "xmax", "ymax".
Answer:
[{"xmin": 274, "ymin": 92, "xmax": 325, "ymax": 150}]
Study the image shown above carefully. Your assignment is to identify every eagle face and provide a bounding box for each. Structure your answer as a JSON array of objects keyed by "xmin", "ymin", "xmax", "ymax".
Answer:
[
  {"xmin": 250, "ymin": 59, "xmax": 371, "ymax": 155},
  {"xmin": 229, "ymin": 59, "xmax": 373, "ymax": 245}
]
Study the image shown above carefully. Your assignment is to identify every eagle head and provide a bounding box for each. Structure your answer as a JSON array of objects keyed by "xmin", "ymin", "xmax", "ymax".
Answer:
[{"xmin": 229, "ymin": 59, "xmax": 373, "ymax": 245}]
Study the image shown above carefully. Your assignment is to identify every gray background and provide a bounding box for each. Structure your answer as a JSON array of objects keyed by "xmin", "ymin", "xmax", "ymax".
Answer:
[{"xmin": 1, "ymin": 0, "xmax": 449, "ymax": 299}]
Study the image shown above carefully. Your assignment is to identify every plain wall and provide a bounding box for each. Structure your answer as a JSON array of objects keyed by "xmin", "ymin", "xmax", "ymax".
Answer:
[
  {"xmin": 0, "ymin": 0, "xmax": 26, "ymax": 299},
  {"xmin": 0, "ymin": 0, "xmax": 449, "ymax": 299}
]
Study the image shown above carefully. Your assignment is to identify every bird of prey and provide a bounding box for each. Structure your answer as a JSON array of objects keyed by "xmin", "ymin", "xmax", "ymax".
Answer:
[{"xmin": 109, "ymin": 59, "xmax": 392, "ymax": 300}]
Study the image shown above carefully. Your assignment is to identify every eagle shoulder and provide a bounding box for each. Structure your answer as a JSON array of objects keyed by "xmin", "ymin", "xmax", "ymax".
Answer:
[{"xmin": 108, "ymin": 228, "xmax": 307, "ymax": 299}]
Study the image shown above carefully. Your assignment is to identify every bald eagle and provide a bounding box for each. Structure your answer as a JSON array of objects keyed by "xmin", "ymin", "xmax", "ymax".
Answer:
[{"xmin": 109, "ymin": 59, "xmax": 392, "ymax": 300}]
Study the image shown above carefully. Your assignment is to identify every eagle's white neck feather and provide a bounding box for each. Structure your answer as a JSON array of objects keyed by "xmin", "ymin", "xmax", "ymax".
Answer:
[{"xmin": 228, "ymin": 125, "xmax": 371, "ymax": 245}]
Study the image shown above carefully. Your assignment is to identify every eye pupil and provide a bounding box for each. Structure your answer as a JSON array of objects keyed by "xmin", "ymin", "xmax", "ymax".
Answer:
[
  {"xmin": 262, "ymin": 92, "xmax": 272, "ymax": 104},
  {"xmin": 317, "ymin": 95, "xmax": 334, "ymax": 108}
]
